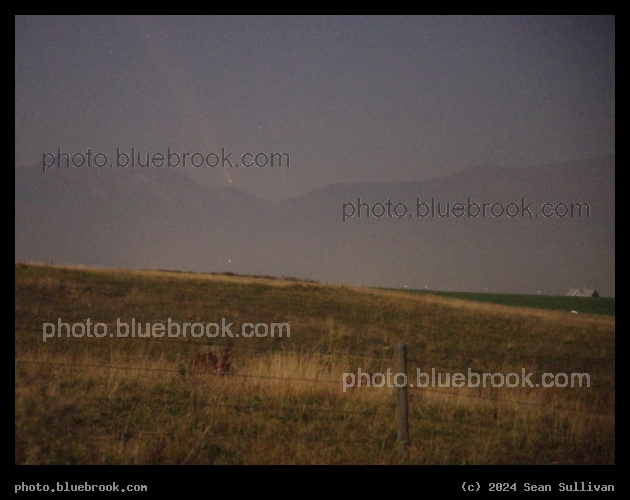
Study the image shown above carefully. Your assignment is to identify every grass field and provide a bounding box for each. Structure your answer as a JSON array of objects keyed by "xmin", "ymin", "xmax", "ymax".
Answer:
[
  {"xmin": 386, "ymin": 289, "xmax": 615, "ymax": 317},
  {"xmin": 15, "ymin": 263, "xmax": 615, "ymax": 464}
]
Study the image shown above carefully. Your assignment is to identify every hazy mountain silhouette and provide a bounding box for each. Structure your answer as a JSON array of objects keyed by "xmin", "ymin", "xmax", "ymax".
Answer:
[{"xmin": 15, "ymin": 155, "xmax": 614, "ymax": 296}]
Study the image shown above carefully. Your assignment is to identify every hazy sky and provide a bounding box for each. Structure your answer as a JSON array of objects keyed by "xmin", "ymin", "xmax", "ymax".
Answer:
[{"xmin": 15, "ymin": 15, "xmax": 615, "ymax": 201}]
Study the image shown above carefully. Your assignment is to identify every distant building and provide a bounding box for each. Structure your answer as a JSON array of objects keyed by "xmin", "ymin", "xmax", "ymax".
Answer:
[{"xmin": 567, "ymin": 288, "xmax": 600, "ymax": 297}]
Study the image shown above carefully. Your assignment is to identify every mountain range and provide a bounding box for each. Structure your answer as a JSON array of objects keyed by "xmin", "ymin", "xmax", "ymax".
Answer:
[{"xmin": 15, "ymin": 155, "xmax": 615, "ymax": 296}]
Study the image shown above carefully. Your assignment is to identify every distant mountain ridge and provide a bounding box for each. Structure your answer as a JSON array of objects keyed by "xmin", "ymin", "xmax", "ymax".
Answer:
[{"xmin": 15, "ymin": 155, "xmax": 615, "ymax": 296}]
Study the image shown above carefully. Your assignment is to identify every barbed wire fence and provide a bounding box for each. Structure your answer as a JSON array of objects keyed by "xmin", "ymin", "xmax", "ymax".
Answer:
[{"xmin": 15, "ymin": 331, "xmax": 615, "ymax": 463}]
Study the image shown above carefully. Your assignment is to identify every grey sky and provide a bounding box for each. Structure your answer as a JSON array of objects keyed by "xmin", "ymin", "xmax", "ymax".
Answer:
[{"xmin": 15, "ymin": 15, "xmax": 615, "ymax": 202}]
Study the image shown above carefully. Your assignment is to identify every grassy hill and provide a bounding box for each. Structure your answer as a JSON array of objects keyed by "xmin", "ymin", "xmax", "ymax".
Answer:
[{"xmin": 15, "ymin": 263, "xmax": 615, "ymax": 464}]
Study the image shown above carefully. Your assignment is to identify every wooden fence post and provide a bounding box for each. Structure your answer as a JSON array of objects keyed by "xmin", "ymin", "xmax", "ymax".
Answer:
[{"xmin": 395, "ymin": 343, "xmax": 410, "ymax": 461}]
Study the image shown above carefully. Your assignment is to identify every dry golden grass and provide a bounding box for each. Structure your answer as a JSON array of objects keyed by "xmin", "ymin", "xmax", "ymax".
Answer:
[
  {"xmin": 19, "ymin": 261, "xmax": 322, "ymax": 288},
  {"xmin": 15, "ymin": 263, "xmax": 614, "ymax": 464}
]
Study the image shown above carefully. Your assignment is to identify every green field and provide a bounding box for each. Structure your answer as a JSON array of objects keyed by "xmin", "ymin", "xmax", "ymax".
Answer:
[
  {"xmin": 386, "ymin": 289, "xmax": 615, "ymax": 317},
  {"xmin": 15, "ymin": 263, "xmax": 615, "ymax": 464}
]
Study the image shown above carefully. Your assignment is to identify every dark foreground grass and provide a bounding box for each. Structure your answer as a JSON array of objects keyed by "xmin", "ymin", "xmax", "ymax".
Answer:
[{"xmin": 15, "ymin": 263, "xmax": 615, "ymax": 464}]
